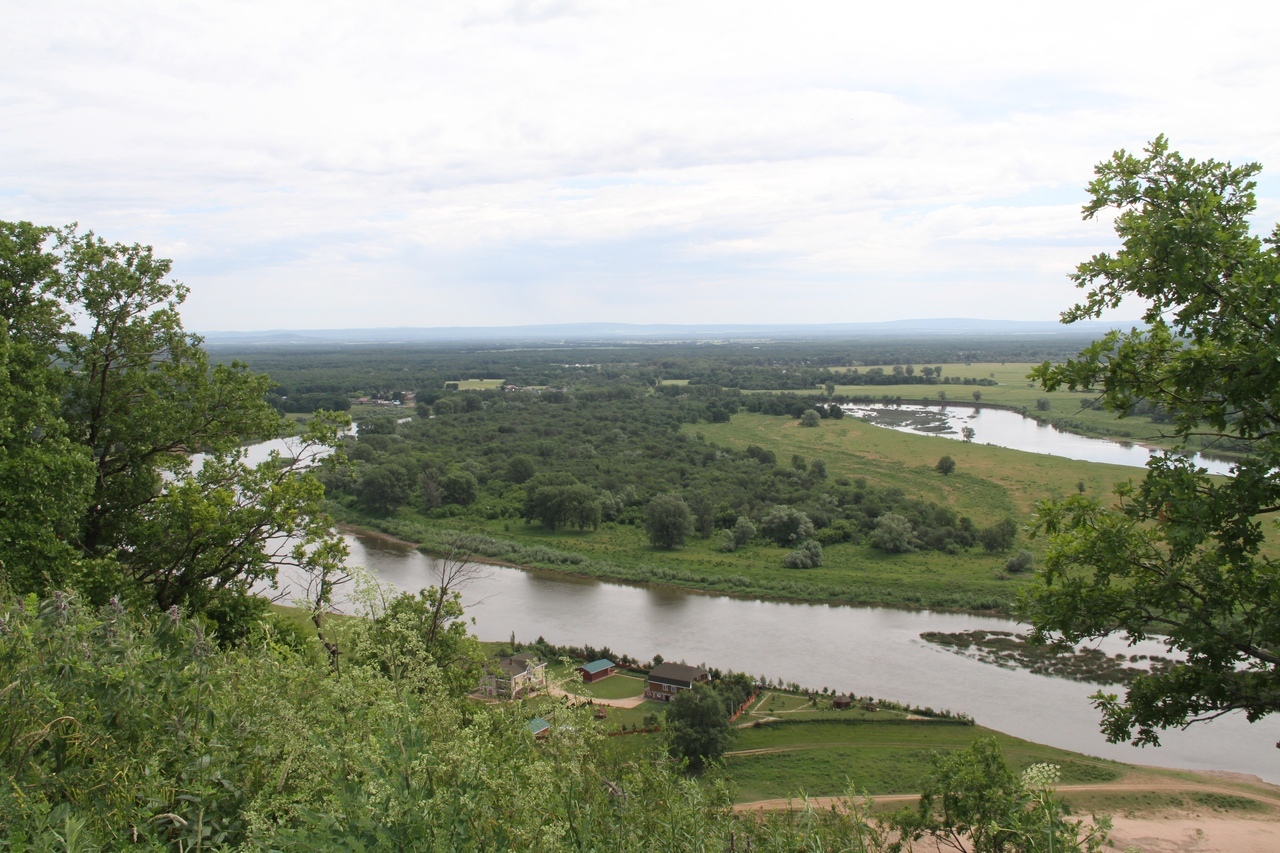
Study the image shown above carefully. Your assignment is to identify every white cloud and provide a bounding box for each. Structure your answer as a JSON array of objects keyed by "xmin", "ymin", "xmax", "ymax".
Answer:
[{"xmin": 3, "ymin": 0, "xmax": 1278, "ymax": 330}]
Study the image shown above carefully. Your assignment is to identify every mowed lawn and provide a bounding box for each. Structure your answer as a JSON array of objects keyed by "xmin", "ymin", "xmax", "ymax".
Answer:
[
  {"xmin": 556, "ymin": 668, "xmax": 647, "ymax": 701},
  {"xmin": 724, "ymin": 720, "xmax": 1125, "ymax": 803}
]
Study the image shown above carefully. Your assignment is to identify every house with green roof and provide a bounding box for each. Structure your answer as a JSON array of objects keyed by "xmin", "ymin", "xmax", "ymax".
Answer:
[{"xmin": 575, "ymin": 658, "xmax": 616, "ymax": 683}]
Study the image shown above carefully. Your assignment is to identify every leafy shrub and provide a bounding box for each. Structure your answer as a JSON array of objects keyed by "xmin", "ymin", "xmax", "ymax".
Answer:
[
  {"xmin": 782, "ymin": 539, "xmax": 823, "ymax": 568},
  {"xmin": 1005, "ymin": 549, "xmax": 1035, "ymax": 574}
]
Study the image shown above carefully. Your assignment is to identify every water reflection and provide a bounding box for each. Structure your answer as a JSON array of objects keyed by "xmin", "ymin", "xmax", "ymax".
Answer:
[{"xmin": 306, "ymin": 532, "xmax": 1278, "ymax": 783}]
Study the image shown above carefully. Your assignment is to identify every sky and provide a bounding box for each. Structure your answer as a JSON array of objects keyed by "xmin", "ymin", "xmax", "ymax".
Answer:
[{"xmin": 4, "ymin": 1, "xmax": 1279, "ymax": 332}]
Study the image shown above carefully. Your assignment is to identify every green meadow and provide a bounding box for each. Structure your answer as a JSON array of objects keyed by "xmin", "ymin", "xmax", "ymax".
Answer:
[{"xmin": 724, "ymin": 719, "xmax": 1124, "ymax": 802}]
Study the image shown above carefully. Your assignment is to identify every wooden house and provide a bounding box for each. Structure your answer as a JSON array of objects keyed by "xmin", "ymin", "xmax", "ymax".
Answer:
[{"xmin": 644, "ymin": 662, "xmax": 710, "ymax": 701}]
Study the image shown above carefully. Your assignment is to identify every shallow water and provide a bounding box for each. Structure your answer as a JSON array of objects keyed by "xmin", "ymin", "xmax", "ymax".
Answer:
[{"xmin": 842, "ymin": 403, "xmax": 1234, "ymax": 476}]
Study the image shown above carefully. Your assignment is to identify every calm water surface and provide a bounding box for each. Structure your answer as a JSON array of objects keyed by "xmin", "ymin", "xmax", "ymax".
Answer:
[
  {"xmin": 307, "ymin": 533, "xmax": 1279, "ymax": 784},
  {"xmin": 842, "ymin": 404, "xmax": 1235, "ymax": 476}
]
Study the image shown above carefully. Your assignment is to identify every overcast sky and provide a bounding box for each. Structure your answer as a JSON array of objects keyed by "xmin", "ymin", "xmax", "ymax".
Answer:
[{"xmin": 4, "ymin": 1, "xmax": 1278, "ymax": 332}]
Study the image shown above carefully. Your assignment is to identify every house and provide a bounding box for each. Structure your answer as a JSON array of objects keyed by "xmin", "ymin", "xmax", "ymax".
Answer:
[
  {"xmin": 576, "ymin": 659, "xmax": 616, "ymax": 683},
  {"xmin": 480, "ymin": 653, "xmax": 547, "ymax": 699},
  {"xmin": 832, "ymin": 694, "xmax": 853, "ymax": 710},
  {"xmin": 644, "ymin": 662, "xmax": 710, "ymax": 701},
  {"xmin": 526, "ymin": 717, "xmax": 551, "ymax": 738}
]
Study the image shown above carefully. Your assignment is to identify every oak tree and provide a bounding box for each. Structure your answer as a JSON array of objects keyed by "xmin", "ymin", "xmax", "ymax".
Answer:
[{"xmin": 1025, "ymin": 137, "xmax": 1280, "ymax": 745}]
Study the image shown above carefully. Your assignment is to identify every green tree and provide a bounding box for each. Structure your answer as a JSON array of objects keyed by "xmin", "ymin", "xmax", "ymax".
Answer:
[
  {"xmin": 504, "ymin": 454, "xmax": 536, "ymax": 484},
  {"xmin": 439, "ymin": 466, "xmax": 479, "ymax": 506},
  {"xmin": 799, "ymin": 408, "xmax": 821, "ymax": 427},
  {"xmin": 935, "ymin": 455, "xmax": 956, "ymax": 475},
  {"xmin": 645, "ymin": 493, "xmax": 693, "ymax": 549},
  {"xmin": 523, "ymin": 472, "xmax": 599, "ymax": 531},
  {"xmin": 759, "ymin": 505, "xmax": 814, "ymax": 546},
  {"xmin": 0, "ymin": 223, "xmax": 347, "ymax": 621},
  {"xmin": 978, "ymin": 518, "xmax": 1018, "ymax": 553},
  {"xmin": 722, "ymin": 515, "xmax": 757, "ymax": 552},
  {"xmin": 665, "ymin": 683, "xmax": 730, "ymax": 771},
  {"xmin": 0, "ymin": 222, "xmax": 94, "ymax": 593},
  {"xmin": 869, "ymin": 512, "xmax": 918, "ymax": 553},
  {"xmin": 357, "ymin": 463, "xmax": 413, "ymax": 514},
  {"xmin": 1025, "ymin": 137, "xmax": 1280, "ymax": 745}
]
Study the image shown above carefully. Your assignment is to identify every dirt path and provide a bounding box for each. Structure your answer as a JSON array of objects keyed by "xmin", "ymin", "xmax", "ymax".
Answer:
[
  {"xmin": 1105, "ymin": 814, "xmax": 1280, "ymax": 852},
  {"xmin": 733, "ymin": 779, "xmax": 1280, "ymax": 813}
]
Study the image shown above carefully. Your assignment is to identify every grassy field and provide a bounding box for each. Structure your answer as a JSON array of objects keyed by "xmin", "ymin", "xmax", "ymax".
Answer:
[
  {"xmin": 693, "ymin": 411, "xmax": 1134, "ymax": 521},
  {"xmin": 449, "ymin": 378, "xmax": 506, "ymax": 390},
  {"xmin": 725, "ymin": 718, "xmax": 1125, "ymax": 802},
  {"xmin": 550, "ymin": 665, "xmax": 648, "ymax": 700},
  {"xmin": 822, "ymin": 362, "xmax": 1214, "ymax": 451}
]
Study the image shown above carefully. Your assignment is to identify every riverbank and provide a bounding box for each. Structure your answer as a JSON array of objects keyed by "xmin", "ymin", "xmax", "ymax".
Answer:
[{"xmin": 330, "ymin": 506, "xmax": 1032, "ymax": 615}]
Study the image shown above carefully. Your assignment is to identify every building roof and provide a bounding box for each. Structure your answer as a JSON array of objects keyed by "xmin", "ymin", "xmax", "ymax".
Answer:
[
  {"xmin": 497, "ymin": 654, "xmax": 543, "ymax": 678},
  {"xmin": 526, "ymin": 717, "xmax": 550, "ymax": 735},
  {"xmin": 647, "ymin": 661, "xmax": 709, "ymax": 687},
  {"xmin": 577, "ymin": 659, "xmax": 615, "ymax": 675}
]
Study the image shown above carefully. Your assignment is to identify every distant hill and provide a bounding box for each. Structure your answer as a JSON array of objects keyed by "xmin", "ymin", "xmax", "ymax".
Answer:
[{"xmin": 200, "ymin": 319, "xmax": 1134, "ymax": 347}]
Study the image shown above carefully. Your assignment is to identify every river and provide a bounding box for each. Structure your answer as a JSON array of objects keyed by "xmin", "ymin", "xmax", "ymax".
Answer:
[
  {"xmin": 841, "ymin": 403, "xmax": 1235, "ymax": 476},
  {"xmin": 286, "ymin": 531, "xmax": 1278, "ymax": 784}
]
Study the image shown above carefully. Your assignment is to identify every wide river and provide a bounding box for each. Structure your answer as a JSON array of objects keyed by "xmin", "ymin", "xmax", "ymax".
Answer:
[
  {"xmin": 254, "ymin": 414, "xmax": 1272, "ymax": 782},
  {"xmin": 298, "ymin": 532, "xmax": 1279, "ymax": 784}
]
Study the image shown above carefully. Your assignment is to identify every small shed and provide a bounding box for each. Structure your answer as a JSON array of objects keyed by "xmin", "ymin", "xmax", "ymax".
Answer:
[
  {"xmin": 832, "ymin": 694, "xmax": 853, "ymax": 710},
  {"xmin": 526, "ymin": 717, "xmax": 551, "ymax": 738},
  {"xmin": 576, "ymin": 659, "xmax": 617, "ymax": 683}
]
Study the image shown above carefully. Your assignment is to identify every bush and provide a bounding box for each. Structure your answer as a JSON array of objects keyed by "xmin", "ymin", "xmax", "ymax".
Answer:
[
  {"xmin": 935, "ymin": 455, "xmax": 955, "ymax": 475},
  {"xmin": 721, "ymin": 516, "xmax": 757, "ymax": 552},
  {"xmin": 978, "ymin": 518, "xmax": 1019, "ymax": 553},
  {"xmin": 799, "ymin": 409, "xmax": 821, "ymax": 427},
  {"xmin": 1005, "ymin": 549, "xmax": 1035, "ymax": 573},
  {"xmin": 782, "ymin": 539, "xmax": 823, "ymax": 568}
]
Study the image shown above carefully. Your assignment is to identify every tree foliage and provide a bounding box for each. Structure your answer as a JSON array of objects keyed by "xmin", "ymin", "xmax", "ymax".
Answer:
[
  {"xmin": 1025, "ymin": 137, "xmax": 1280, "ymax": 745},
  {"xmin": 869, "ymin": 512, "xmax": 918, "ymax": 553},
  {"xmin": 978, "ymin": 518, "xmax": 1018, "ymax": 554},
  {"xmin": 645, "ymin": 493, "xmax": 693, "ymax": 549},
  {"xmin": 889, "ymin": 738, "xmax": 1111, "ymax": 852},
  {"xmin": 0, "ymin": 222, "xmax": 347, "ymax": 625},
  {"xmin": 759, "ymin": 505, "xmax": 815, "ymax": 546},
  {"xmin": 782, "ymin": 539, "xmax": 823, "ymax": 569},
  {"xmin": 664, "ymin": 683, "xmax": 731, "ymax": 771}
]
